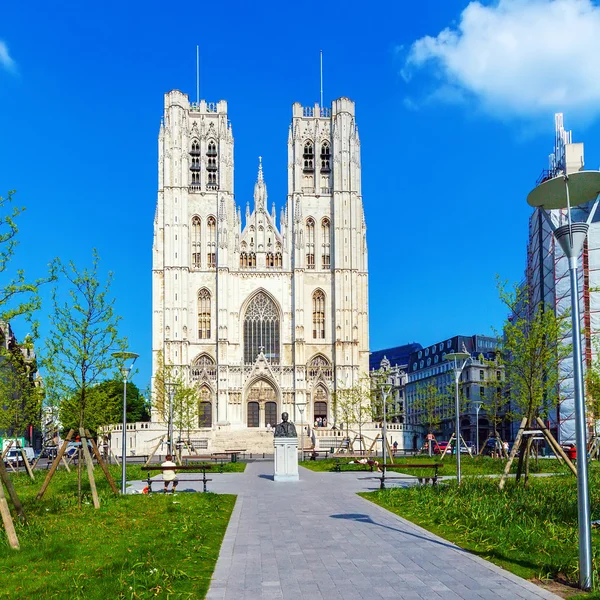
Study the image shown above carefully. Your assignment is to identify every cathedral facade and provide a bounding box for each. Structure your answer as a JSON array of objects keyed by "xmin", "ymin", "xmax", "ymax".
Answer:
[{"xmin": 152, "ymin": 90, "xmax": 369, "ymax": 434}]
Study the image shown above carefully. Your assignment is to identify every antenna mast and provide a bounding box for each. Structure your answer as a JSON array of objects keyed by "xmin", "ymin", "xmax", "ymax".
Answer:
[
  {"xmin": 196, "ymin": 45, "xmax": 200, "ymax": 104},
  {"xmin": 320, "ymin": 50, "xmax": 323, "ymax": 108}
]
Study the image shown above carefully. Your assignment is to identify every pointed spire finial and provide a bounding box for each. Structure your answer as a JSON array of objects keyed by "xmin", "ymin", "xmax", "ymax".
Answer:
[{"xmin": 258, "ymin": 156, "xmax": 263, "ymax": 182}]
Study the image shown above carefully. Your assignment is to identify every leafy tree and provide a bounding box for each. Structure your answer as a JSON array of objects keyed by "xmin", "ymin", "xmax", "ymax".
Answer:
[
  {"xmin": 480, "ymin": 355, "xmax": 510, "ymax": 444},
  {"xmin": 152, "ymin": 350, "xmax": 199, "ymax": 453},
  {"xmin": 59, "ymin": 379, "xmax": 149, "ymax": 435},
  {"xmin": 412, "ymin": 380, "xmax": 446, "ymax": 435},
  {"xmin": 498, "ymin": 280, "xmax": 570, "ymax": 484},
  {"xmin": 42, "ymin": 251, "xmax": 127, "ymax": 432},
  {"xmin": 0, "ymin": 333, "xmax": 43, "ymax": 443}
]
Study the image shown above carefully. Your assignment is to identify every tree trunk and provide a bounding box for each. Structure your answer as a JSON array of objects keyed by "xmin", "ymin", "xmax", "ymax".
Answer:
[
  {"xmin": 77, "ymin": 448, "xmax": 82, "ymax": 510},
  {"xmin": 524, "ymin": 436, "xmax": 533, "ymax": 487}
]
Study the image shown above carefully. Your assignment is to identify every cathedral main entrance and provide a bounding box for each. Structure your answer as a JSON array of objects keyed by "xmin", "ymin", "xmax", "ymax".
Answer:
[{"xmin": 246, "ymin": 379, "xmax": 278, "ymax": 428}]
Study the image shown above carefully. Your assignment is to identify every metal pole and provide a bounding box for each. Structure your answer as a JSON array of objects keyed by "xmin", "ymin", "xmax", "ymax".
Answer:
[
  {"xmin": 568, "ymin": 255, "xmax": 592, "ymax": 590},
  {"xmin": 382, "ymin": 389, "xmax": 387, "ymax": 477},
  {"xmin": 455, "ymin": 368, "xmax": 461, "ymax": 484},
  {"xmin": 476, "ymin": 405, "xmax": 480, "ymax": 455},
  {"xmin": 169, "ymin": 388, "xmax": 174, "ymax": 455},
  {"xmin": 300, "ymin": 408, "xmax": 304, "ymax": 461},
  {"xmin": 121, "ymin": 372, "xmax": 127, "ymax": 495}
]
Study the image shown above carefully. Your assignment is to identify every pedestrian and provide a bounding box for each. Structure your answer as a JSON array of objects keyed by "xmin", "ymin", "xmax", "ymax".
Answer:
[
  {"xmin": 393, "ymin": 441, "xmax": 398, "ymax": 455},
  {"xmin": 161, "ymin": 454, "xmax": 178, "ymax": 494}
]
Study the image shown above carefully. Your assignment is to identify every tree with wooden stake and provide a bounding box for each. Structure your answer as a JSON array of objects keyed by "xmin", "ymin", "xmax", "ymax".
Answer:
[
  {"xmin": 497, "ymin": 281, "xmax": 571, "ymax": 489},
  {"xmin": 40, "ymin": 251, "xmax": 128, "ymax": 507},
  {"xmin": 479, "ymin": 355, "xmax": 510, "ymax": 457},
  {"xmin": 412, "ymin": 380, "xmax": 447, "ymax": 456}
]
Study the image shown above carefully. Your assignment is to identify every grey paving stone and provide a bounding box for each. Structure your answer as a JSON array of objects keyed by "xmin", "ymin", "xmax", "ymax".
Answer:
[{"xmin": 191, "ymin": 461, "xmax": 563, "ymax": 600}]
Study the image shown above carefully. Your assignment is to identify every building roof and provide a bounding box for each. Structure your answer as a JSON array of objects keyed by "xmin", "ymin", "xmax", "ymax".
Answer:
[{"xmin": 370, "ymin": 343, "xmax": 422, "ymax": 371}]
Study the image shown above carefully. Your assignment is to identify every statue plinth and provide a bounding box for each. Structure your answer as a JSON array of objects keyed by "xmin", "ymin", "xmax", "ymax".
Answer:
[{"xmin": 273, "ymin": 437, "xmax": 299, "ymax": 482}]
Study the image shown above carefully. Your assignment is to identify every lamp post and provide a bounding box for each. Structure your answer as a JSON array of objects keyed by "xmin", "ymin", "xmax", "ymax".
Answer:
[
  {"xmin": 379, "ymin": 381, "xmax": 393, "ymax": 489},
  {"xmin": 473, "ymin": 401, "xmax": 483, "ymax": 455},
  {"xmin": 297, "ymin": 400, "xmax": 306, "ymax": 461},
  {"xmin": 165, "ymin": 382, "xmax": 179, "ymax": 456},
  {"xmin": 111, "ymin": 351, "xmax": 139, "ymax": 495},
  {"xmin": 527, "ymin": 170, "xmax": 600, "ymax": 590},
  {"xmin": 444, "ymin": 351, "xmax": 471, "ymax": 485}
]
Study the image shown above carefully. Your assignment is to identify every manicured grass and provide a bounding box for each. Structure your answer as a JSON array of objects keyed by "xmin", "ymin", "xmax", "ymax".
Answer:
[
  {"xmin": 359, "ymin": 473, "xmax": 600, "ymax": 594},
  {"xmin": 301, "ymin": 454, "xmax": 581, "ymax": 477},
  {"xmin": 0, "ymin": 464, "xmax": 236, "ymax": 599}
]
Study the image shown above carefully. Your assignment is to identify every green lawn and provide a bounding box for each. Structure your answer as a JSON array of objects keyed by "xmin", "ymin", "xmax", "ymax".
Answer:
[
  {"xmin": 0, "ymin": 464, "xmax": 236, "ymax": 599},
  {"xmin": 301, "ymin": 454, "xmax": 581, "ymax": 477},
  {"xmin": 360, "ymin": 473, "xmax": 600, "ymax": 596}
]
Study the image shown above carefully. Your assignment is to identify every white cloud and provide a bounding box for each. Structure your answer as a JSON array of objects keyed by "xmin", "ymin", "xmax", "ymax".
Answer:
[
  {"xmin": 0, "ymin": 41, "xmax": 16, "ymax": 74},
  {"xmin": 403, "ymin": 0, "xmax": 600, "ymax": 119}
]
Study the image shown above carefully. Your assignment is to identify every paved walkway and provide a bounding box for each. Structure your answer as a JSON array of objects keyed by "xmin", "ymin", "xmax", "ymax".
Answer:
[{"xmin": 133, "ymin": 462, "xmax": 561, "ymax": 600}]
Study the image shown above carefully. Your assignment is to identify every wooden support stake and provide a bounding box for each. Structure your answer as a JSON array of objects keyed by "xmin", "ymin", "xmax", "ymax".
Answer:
[
  {"xmin": 109, "ymin": 447, "xmax": 121, "ymax": 467},
  {"xmin": 144, "ymin": 435, "xmax": 166, "ymax": 467},
  {"xmin": 37, "ymin": 429, "xmax": 74, "ymax": 500},
  {"xmin": 440, "ymin": 433, "xmax": 455, "ymax": 460},
  {"xmin": 499, "ymin": 417, "xmax": 527, "ymax": 490},
  {"xmin": 61, "ymin": 455, "xmax": 71, "ymax": 473},
  {"xmin": 0, "ymin": 480, "xmax": 19, "ymax": 549},
  {"xmin": 535, "ymin": 417, "xmax": 577, "ymax": 476},
  {"xmin": 16, "ymin": 442, "xmax": 35, "ymax": 482},
  {"xmin": 0, "ymin": 459, "xmax": 25, "ymax": 522},
  {"xmin": 1, "ymin": 441, "xmax": 13, "ymax": 461},
  {"xmin": 80, "ymin": 428, "xmax": 100, "ymax": 509},
  {"xmin": 86, "ymin": 429, "xmax": 118, "ymax": 495}
]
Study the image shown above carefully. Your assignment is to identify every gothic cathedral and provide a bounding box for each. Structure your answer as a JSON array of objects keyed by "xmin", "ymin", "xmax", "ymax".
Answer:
[{"xmin": 152, "ymin": 90, "xmax": 369, "ymax": 436}]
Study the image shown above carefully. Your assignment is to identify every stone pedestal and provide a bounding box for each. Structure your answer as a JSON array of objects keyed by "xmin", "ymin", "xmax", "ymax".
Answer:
[{"xmin": 274, "ymin": 437, "xmax": 299, "ymax": 481}]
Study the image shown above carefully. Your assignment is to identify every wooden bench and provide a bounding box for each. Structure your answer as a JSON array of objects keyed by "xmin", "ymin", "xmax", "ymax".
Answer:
[
  {"xmin": 142, "ymin": 464, "xmax": 213, "ymax": 493},
  {"xmin": 302, "ymin": 449, "xmax": 329, "ymax": 461},
  {"xmin": 363, "ymin": 463, "xmax": 443, "ymax": 490},
  {"xmin": 220, "ymin": 449, "xmax": 247, "ymax": 463},
  {"xmin": 334, "ymin": 457, "xmax": 381, "ymax": 472}
]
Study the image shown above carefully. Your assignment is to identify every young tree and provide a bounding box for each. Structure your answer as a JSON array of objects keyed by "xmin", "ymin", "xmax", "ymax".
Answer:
[
  {"xmin": 0, "ymin": 333, "xmax": 43, "ymax": 446},
  {"xmin": 498, "ymin": 280, "xmax": 570, "ymax": 485},
  {"xmin": 412, "ymin": 380, "xmax": 445, "ymax": 436},
  {"xmin": 480, "ymin": 355, "xmax": 510, "ymax": 446},
  {"xmin": 43, "ymin": 251, "xmax": 127, "ymax": 432}
]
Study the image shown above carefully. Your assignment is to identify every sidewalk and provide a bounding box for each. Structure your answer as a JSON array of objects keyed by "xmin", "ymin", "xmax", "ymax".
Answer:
[{"xmin": 200, "ymin": 461, "xmax": 560, "ymax": 600}]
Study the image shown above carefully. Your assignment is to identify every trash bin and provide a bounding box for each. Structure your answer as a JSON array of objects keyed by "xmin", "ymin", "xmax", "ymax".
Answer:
[
  {"xmin": 567, "ymin": 446, "xmax": 577, "ymax": 460},
  {"xmin": 330, "ymin": 447, "xmax": 334, "ymax": 454}
]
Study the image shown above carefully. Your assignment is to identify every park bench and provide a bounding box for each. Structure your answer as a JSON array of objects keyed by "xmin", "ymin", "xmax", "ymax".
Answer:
[
  {"xmin": 361, "ymin": 463, "xmax": 443, "ymax": 490},
  {"xmin": 142, "ymin": 464, "xmax": 213, "ymax": 493},
  {"xmin": 222, "ymin": 449, "xmax": 246, "ymax": 463},
  {"xmin": 302, "ymin": 449, "xmax": 329, "ymax": 461},
  {"xmin": 183, "ymin": 456, "xmax": 225, "ymax": 472},
  {"xmin": 334, "ymin": 456, "xmax": 381, "ymax": 472}
]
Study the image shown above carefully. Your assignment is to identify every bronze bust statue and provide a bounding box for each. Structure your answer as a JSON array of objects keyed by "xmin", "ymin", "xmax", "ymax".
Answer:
[{"xmin": 274, "ymin": 412, "xmax": 297, "ymax": 437}]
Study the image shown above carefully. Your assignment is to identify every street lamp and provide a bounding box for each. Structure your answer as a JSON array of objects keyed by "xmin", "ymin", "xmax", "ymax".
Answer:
[
  {"xmin": 379, "ymin": 380, "xmax": 393, "ymax": 489},
  {"xmin": 111, "ymin": 351, "xmax": 139, "ymax": 495},
  {"xmin": 296, "ymin": 400, "xmax": 306, "ymax": 461},
  {"xmin": 165, "ymin": 382, "xmax": 179, "ymax": 457},
  {"xmin": 473, "ymin": 401, "xmax": 483, "ymax": 455},
  {"xmin": 527, "ymin": 170, "xmax": 600, "ymax": 590},
  {"xmin": 444, "ymin": 351, "xmax": 471, "ymax": 485}
]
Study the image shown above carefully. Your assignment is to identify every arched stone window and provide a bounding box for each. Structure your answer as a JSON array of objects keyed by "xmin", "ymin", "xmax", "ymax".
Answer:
[
  {"xmin": 191, "ymin": 216, "xmax": 201, "ymax": 268},
  {"xmin": 308, "ymin": 354, "xmax": 332, "ymax": 380},
  {"xmin": 207, "ymin": 216, "xmax": 216, "ymax": 268},
  {"xmin": 320, "ymin": 141, "xmax": 330, "ymax": 172},
  {"xmin": 312, "ymin": 290, "xmax": 325, "ymax": 339},
  {"xmin": 198, "ymin": 386, "xmax": 212, "ymax": 427},
  {"xmin": 274, "ymin": 252, "xmax": 282, "ymax": 268},
  {"xmin": 266, "ymin": 252, "xmax": 274, "ymax": 268},
  {"xmin": 244, "ymin": 292, "xmax": 280, "ymax": 364},
  {"xmin": 303, "ymin": 141, "xmax": 314, "ymax": 171},
  {"xmin": 240, "ymin": 252, "xmax": 248, "ymax": 268},
  {"xmin": 190, "ymin": 140, "xmax": 201, "ymax": 188},
  {"xmin": 191, "ymin": 353, "xmax": 216, "ymax": 379},
  {"xmin": 206, "ymin": 140, "xmax": 218, "ymax": 189},
  {"xmin": 321, "ymin": 218, "xmax": 330, "ymax": 269},
  {"xmin": 198, "ymin": 289, "xmax": 211, "ymax": 339},
  {"xmin": 306, "ymin": 218, "xmax": 315, "ymax": 269},
  {"xmin": 248, "ymin": 252, "xmax": 256, "ymax": 268}
]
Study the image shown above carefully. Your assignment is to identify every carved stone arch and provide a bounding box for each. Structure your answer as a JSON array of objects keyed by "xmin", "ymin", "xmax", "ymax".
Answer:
[
  {"xmin": 192, "ymin": 352, "xmax": 215, "ymax": 366},
  {"xmin": 308, "ymin": 354, "xmax": 332, "ymax": 381},
  {"xmin": 313, "ymin": 384, "xmax": 329, "ymax": 424},
  {"xmin": 244, "ymin": 377, "xmax": 280, "ymax": 428},
  {"xmin": 197, "ymin": 383, "xmax": 214, "ymax": 428}
]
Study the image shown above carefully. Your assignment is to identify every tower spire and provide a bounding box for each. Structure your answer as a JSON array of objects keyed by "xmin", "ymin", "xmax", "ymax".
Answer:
[
  {"xmin": 320, "ymin": 50, "xmax": 323, "ymax": 108},
  {"xmin": 258, "ymin": 156, "xmax": 263, "ymax": 182}
]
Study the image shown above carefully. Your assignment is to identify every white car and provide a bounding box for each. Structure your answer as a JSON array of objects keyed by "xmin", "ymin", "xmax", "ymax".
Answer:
[{"xmin": 4, "ymin": 447, "xmax": 35, "ymax": 466}]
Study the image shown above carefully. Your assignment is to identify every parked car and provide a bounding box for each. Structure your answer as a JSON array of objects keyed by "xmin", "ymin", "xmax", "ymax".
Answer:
[
  {"xmin": 460, "ymin": 441, "xmax": 475, "ymax": 455},
  {"xmin": 4, "ymin": 447, "xmax": 35, "ymax": 466},
  {"xmin": 434, "ymin": 441, "xmax": 451, "ymax": 455}
]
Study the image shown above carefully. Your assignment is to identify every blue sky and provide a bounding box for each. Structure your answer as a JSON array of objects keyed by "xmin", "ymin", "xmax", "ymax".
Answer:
[{"xmin": 2, "ymin": 0, "xmax": 600, "ymax": 392}]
